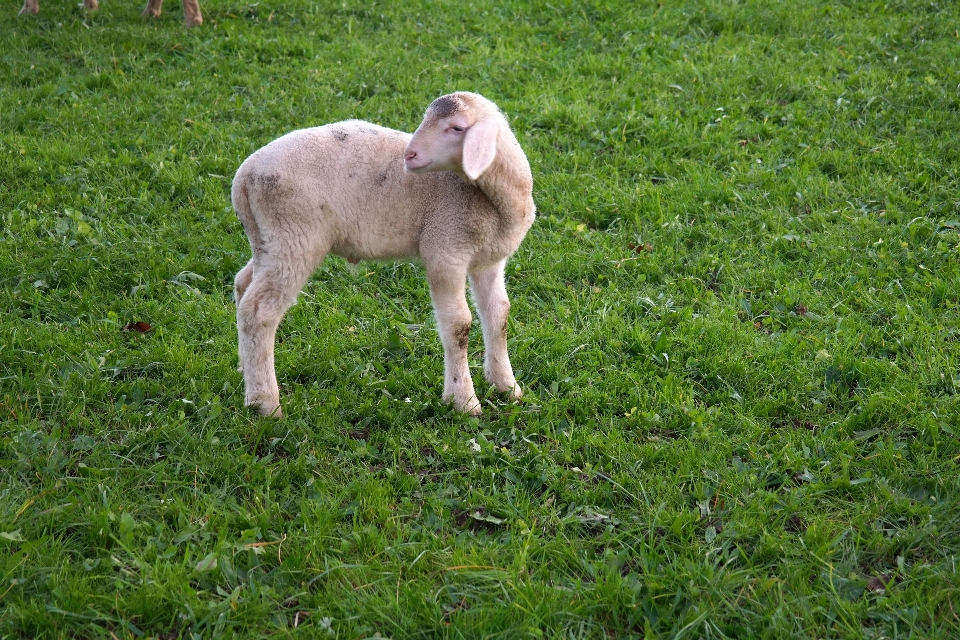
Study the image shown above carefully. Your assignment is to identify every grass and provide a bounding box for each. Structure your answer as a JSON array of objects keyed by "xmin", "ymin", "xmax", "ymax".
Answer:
[{"xmin": 2, "ymin": 0, "xmax": 960, "ymax": 636}]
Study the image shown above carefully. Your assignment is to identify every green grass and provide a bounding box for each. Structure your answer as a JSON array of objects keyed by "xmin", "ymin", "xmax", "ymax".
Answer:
[{"xmin": 2, "ymin": 0, "xmax": 960, "ymax": 637}]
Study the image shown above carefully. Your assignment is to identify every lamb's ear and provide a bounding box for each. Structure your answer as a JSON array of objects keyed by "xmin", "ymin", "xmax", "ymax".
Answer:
[{"xmin": 462, "ymin": 118, "xmax": 498, "ymax": 180}]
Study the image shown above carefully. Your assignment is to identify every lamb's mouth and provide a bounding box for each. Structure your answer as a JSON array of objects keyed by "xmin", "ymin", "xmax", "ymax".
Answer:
[{"xmin": 404, "ymin": 159, "xmax": 432, "ymax": 173}]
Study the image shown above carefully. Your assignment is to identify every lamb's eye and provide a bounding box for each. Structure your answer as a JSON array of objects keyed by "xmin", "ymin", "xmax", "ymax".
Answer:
[{"xmin": 451, "ymin": 126, "xmax": 464, "ymax": 133}]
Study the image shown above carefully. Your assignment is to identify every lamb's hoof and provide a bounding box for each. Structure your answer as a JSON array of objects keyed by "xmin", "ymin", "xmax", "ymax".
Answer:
[
  {"xmin": 448, "ymin": 394, "xmax": 482, "ymax": 416},
  {"xmin": 489, "ymin": 380, "xmax": 522, "ymax": 401},
  {"xmin": 247, "ymin": 399, "xmax": 283, "ymax": 418},
  {"xmin": 463, "ymin": 400, "xmax": 482, "ymax": 416},
  {"xmin": 260, "ymin": 404, "xmax": 283, "ymax": 418}
]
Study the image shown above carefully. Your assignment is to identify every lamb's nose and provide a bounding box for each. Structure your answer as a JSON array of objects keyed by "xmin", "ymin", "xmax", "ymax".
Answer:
[{"xmin": 405, "ymin": 151, "xmax": 417, "ymax": 161}]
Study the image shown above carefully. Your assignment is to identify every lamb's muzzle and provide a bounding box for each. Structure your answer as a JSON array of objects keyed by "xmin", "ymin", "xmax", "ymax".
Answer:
[{"xmin": 232, "ymin": 91, "xmax": 536, "ymax": 417}]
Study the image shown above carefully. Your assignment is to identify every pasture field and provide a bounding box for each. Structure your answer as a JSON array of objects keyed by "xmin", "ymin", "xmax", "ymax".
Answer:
[{"xmin": 2, "ymin": 0, "xmax": 960, "ymax": 637}]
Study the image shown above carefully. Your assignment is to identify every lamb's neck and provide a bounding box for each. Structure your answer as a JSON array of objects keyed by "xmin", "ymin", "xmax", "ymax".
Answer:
[{"xmin": 473, "ymin": 137, "xmax": 535, "ymax": 226}]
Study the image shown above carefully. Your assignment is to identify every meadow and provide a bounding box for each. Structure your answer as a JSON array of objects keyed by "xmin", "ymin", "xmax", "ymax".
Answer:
[{"xmin": 2, "ymin": 0, "xmax": 959, "ymax": 637}]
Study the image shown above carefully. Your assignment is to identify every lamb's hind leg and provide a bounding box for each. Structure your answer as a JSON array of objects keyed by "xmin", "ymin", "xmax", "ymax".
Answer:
[
  {"xmin": 470, "ymin": 261, "xmax": 521, "ymax": 400},
  {"xmin": 142, "ymin": 0, "xmax": 202, "ymax": 26},
  {"xmin": 142, "ymin": 0, "xmax": 163, "ymax": 17},
  {"xmin": 234, "ymin": 259, "xmax": 255, "ymax": 372},
  {"xmin": 235, "ymin": 259, "xmax": 255, "ymax": 303},
  {"xmin": 182, "ymin": 0, "xmax": 202, "ymax": 26},
  {"xmin": 236, "ymin": 254, "xmax": 320, "ymax": 418},
  {"xmin": 19, "ymin": 0, "xmax": 39, "ymax": 15}
]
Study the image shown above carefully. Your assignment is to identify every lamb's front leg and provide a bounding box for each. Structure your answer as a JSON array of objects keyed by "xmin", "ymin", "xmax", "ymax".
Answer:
[
  {"xmin": 427, "ymin": 265, "xmax": 481, "ymax": 415},
  {"xmin": 470, "ymin": 261, "xmax": 522, "ymax": 400}
]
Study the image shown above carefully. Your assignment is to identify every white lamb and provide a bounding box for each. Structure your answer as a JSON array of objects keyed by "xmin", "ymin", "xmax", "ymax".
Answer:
[
  {"xmin": 19, "ymin": 0, "xmax": 202, "ymax": 27},
  {"xmin": 232, "ymin": 92, "xmax": 536, "ymax": 417}
]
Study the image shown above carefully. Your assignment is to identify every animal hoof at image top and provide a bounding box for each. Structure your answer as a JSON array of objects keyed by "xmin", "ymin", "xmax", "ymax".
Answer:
[
  {"xmin": 19, "ymin": 0, "xmax": 202, "ymax": 26},
  {"xmin": 232, "ymin": 92, "xmax": 536, "ymax": 417}
]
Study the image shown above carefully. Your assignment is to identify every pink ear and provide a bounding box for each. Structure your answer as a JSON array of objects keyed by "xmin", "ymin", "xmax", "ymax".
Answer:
[{"xmin": 462, "ymin": 118, "xmax": 498, "ymax": 180}]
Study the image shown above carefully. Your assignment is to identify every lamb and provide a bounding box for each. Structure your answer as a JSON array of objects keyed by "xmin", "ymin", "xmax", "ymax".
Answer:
[
  {"xmin": 232, "ymin": 91, "xmax": 536, "ymax": 417},
  {"xmin": 19, "ymin": 0, "xmax": 202, "ymax": 27}
]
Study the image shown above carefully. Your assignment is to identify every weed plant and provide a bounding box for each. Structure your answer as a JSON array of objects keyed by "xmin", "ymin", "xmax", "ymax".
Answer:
[{"xmin": 2, "ymin": 0, "xmax": 959, "ymax": 637}]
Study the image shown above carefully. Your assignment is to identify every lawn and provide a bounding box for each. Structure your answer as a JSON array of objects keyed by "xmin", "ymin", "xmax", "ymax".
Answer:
[{"xmin": 2, "ymin": 0, "xmax": 959, "ymax": 637}]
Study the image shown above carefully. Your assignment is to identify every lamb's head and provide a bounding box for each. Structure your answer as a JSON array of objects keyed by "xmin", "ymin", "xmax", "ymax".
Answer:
[{"xmin": 404, "ymin": 92, "xmax": 503, "ymax": 182}]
